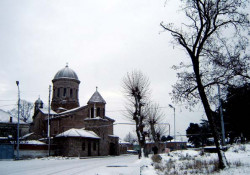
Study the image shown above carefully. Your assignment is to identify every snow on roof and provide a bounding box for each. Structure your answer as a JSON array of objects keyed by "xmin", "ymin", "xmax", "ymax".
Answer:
[
  {"xmin": 58, "ymin": 105, "xmax": 87, "ymax": 115},
  {"xmin": 169, "ymin": 139, "xmax": 187, "ymax": 143},
  {"xmin": 20, "ymin": 140, "xmax": 46, "ymax": 145},
  {"xmin": 119, "ymin": 139, "xmax": 130, "ymax": 144},
  {"xmin": 84, "ymin": 116, "xmax": 115, "ymax": 122},
  {"xmin": 108, "ymin": 135, "xmax": 119, "ymax": 138},
  {"xmin": 20, "ymin": 132, "xmax": 34, "ymax": 139},
  {"xmin": 39, "ymin": 108, "xmax": 57, "ymax": 115},
  {"xmin": 0, "ymin": 109, "xmax": 26, "ymax": 124},
  {"xmin": 56, "ymin": 128, "xmax": 100, "ymax": 139},
  {"xmin": 104, "ymin": 116, "xmax": 115, "ymax": 122},
  {"xmin": 84, "ymin": 116, "xmax": 108, "ymax": 121}
]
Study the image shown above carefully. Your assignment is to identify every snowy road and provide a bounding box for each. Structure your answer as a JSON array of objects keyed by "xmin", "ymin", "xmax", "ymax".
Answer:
[{"xmin": 0, "ymin": 155, "xmax": 141, "ymax": 175}]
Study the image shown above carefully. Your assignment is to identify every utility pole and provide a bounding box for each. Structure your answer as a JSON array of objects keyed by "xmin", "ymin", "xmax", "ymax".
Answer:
[
  {"xmin": 169, "ymin": 104, "xmax": 176, "ymax": 140},
  {"xmin": 218, "ymin": 84, "xmax": 226, "ymax": 146},
  {"xmin": 16, "ymin": 81, "xmax": 20, "ymax": 160},
  {"xmin": 48, "ymin": 85, "xmax": 51, "ymax": 156}
]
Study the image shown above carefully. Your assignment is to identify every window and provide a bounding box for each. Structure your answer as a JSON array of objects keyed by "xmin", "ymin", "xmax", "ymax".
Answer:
[
  {"xmin": 57, "ymin": 88, "xmax": 60, "ymax": 97},
  {"xmin": 93, "ymin": 142, "xmax": 96, "ymax": 151},
  {"xmin": 91, "ymin": 108, "xmax": 94, "ymax": 118},
  {"xmin": 70, "ymin": 89, "xmax": 73, "ymax": 98},
  {"xmin": 103, "ymin": 108, "xmax": 105, "ymax": 117},
  {"xmin": 82, "ymin": 142, "xmax": 85, "ymax": 151},
  {"xmin": 63, "ymin": 88, "xmax": 67, "ymax": 97},
  {"xmin": 97, "ymin": 108, "xmax": 100, "ymax": 117}
]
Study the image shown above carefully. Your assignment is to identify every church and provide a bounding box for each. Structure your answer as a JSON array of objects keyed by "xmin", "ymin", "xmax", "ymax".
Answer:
[{"xmin": 31, "ymin": 65, "xmax": 119, "ymax": 157}]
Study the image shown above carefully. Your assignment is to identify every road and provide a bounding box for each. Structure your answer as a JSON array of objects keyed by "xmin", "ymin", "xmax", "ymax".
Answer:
[{"xmin": 0, "ymin": 155, "xmax": 141, "ymax": 175}]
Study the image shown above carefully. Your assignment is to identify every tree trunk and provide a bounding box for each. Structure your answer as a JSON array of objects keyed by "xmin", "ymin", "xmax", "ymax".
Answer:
[
  {"xmin": 134, "ymin": 95, "xmax": 147, "ymax": 158},
  {"xmin": 193, "ymin": 61, "xmax": 228, "ymax": 169},
  {"xmin": 150, "ymin": 122, "xmax": 159, "ymax": 154}
]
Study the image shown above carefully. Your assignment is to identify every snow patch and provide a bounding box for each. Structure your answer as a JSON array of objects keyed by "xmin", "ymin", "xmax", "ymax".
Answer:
[{"xmin": 56, "ymin": 128, "xmax": 100, "ymax": 139}]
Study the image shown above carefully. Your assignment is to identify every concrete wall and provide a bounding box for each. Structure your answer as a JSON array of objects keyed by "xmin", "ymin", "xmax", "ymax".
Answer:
[{"xmin": 15, "ymin": 150, "xmax": 55, "ymax": 159}]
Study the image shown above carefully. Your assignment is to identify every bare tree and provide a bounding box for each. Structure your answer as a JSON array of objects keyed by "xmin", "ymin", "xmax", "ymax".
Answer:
[
  {"xmin": 122, "ymin": 70, "xmax": 150, "ymax": 158},
  {"xmin": 144, "ymin": 103, "xmax": 165, "ymax": 145},
  {"xmin": 8, "ymin": 99, "xmax": 34, "ymax": 123},
  {"xmin": 161, "ymin": 0, "xmax": 250, "ymax": 169},
  {"xmin": 124, "ymin": 132, "xmax": 137, "ymax": 144}
]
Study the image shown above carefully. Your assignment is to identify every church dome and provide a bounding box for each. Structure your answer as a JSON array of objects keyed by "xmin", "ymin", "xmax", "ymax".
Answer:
[
  {"xmin": 35, "ymin": 97, "xmax": 43, "ymax": 105},
  {"xmin": 53, "ymin": 64, "xmax": 79, "ymax": 81}
]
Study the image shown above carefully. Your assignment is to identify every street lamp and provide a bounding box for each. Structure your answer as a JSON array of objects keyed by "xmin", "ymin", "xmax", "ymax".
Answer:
[
  {"xmin": 169, "ymin": 104, "xmax": 176, "ymax": 140},
  {"xmin": 218, "ymin": 84, "xmax": 226, "ymax": 146},
  {"xmin": 16, "ymin": 81, "xmax": 20, "ymax": 160}
]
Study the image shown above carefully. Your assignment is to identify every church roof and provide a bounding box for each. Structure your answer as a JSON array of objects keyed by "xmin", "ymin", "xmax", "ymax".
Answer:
[
  {"xmin": 0, "ymin": 109, "xmax": 26, "ymax": 124},
  {"xmin": 56, "ymin": 128, "xmax": 100, "ymax": 139},
  {"xmin": 39, "ymin": 108, "xmax": 57, "ymax": 115},
  {"xmin": 88, "ymin": 89, "xmax": 106, "ymax": 104},
  {"xmin": 35, "ymin": 97, "xmax": 43, "ymax": 105},
  {"xmin": 58, "ymin": 106, "xmax": 87, "ymax": 115},
  {"xmin": 53, "ymin": 64, "xmax": 79, "ymax": 81}
]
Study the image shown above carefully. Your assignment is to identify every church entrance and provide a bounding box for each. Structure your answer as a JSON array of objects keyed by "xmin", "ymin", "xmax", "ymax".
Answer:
[
  {"xmin": 109, "ymin": 143, "xmax": 116, "ymax": 155},
  {"xmin": 88, "ymin": 142, "xmax": 91, "ymax": 156}
]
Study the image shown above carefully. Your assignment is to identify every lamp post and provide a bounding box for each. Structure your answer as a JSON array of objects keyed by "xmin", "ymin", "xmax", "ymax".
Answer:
[
  {"xmin": 169, "ymin": 104, "xmax": 176, "ymax": 140},
  {"xmin": 16, "ymin": 81, "xmax": 20, "ymax": 160},
  {"xmin": 48, "ymin": 85, "xmax": 51, "ymax": 156},
  {"xmin": 218, "ymin": 84, "xmax": 226, "ymax": 146}
]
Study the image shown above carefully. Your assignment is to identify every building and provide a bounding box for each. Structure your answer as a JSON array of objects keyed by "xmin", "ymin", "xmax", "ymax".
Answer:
[
  {"xmin": 0, "ymin": 109, "xmax": 29, "ymax": 143},
  {"xmin": 31, "ymin": 65, "xmax": 119, "ymax": 157},
  {"xmin": 0, "ymin": 109, "xmax": 30, "ymax": 159}
]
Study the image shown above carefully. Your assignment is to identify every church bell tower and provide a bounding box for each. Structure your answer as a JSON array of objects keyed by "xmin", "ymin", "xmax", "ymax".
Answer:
[{"xmin": 51, "ymin": 64, "xmax": 80, "ymax": 111}]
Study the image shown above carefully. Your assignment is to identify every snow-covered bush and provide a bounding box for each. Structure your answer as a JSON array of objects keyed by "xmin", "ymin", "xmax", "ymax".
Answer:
[
  {"xmin": 230, "ymin": 144, "xmax": 246, "ymax": 153},
  {"xmin": 151, "ymin": 154, "xmax": 162, "ymax": 163}
]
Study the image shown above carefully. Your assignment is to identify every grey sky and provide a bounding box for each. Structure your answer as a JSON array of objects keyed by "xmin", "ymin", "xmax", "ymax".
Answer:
[{"xmin": 0, "ymin": 0, "xmax": 205, "ymax": 140}]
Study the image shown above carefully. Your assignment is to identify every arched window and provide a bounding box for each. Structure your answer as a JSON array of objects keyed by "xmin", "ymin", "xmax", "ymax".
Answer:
[
  {"xmin": 91, "ymin": 108, "xmax": 94, "ymax": 118},
  {"xmin": 57, "ymin": 88, "xmax": 60, "ymax": 97},
  {"xmin": 70, "ymin": 89, "xmax": 73, "ymax": 98},
  {"xmin": 63, "ymin": 88, "xmax": 67, "ymax": 97},
  {"xmin": 97, "ymin": 108, "xmax": 100, "ymax": 117}
]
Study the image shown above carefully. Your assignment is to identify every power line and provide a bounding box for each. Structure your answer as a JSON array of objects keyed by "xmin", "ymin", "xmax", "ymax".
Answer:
[
  {"xmin": 0, "ymin": 104, "xmax": 16, "ymax": 108},
  {"xmin": 106, "ymin": 106, "xmax": 204, "ymax": 113}
]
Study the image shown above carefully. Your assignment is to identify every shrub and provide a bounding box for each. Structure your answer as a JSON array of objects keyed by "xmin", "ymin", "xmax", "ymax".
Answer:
[{"xmin": 151, "ymin": 154, "xmax": 162, "ymax": 163}]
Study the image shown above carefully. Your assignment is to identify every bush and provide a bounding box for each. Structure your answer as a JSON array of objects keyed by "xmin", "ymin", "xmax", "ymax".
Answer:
[{"xmin": 151, "ymin": 154, "xmax": 162, "ymax": 163}]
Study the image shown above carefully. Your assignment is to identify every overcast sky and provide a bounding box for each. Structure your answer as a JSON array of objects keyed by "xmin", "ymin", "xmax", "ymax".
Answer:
[{"xmin": 0, "ymin": 0, "xmax": 206, "ymax": 140}]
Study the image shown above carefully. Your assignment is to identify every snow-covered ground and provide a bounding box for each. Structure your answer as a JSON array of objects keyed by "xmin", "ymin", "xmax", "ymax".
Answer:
[
  {"xmin": 0, "ymin": 155, "xmax": 140, "ymax": 175},
  {"xmin": 142, "ymin": 143, "xmax": 250, "ymax": 175},
  {"xmin": 1, "ymin": 144, "xmax": 250, "ymax": 175}
]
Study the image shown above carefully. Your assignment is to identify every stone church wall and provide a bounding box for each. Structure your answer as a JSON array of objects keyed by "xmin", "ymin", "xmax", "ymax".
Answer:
[
  {"xmin": 55, "ymin": 137, "xmax": 99, "ymax": 157},
  {"xmin": 50, "ymin": 107, "xmax": 88, "ymax": 137},
  {"xmin": 51, "ymin": 78, "xmax": 80, "ymax": 111}
]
